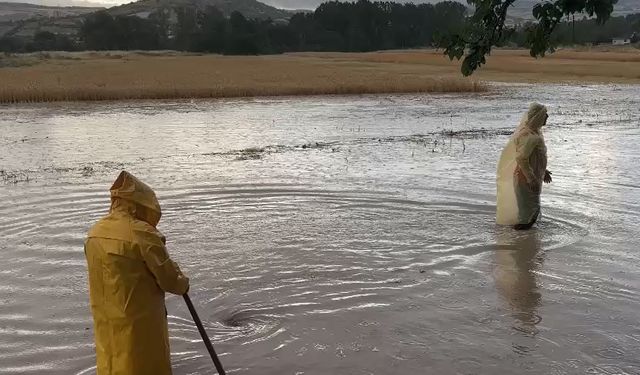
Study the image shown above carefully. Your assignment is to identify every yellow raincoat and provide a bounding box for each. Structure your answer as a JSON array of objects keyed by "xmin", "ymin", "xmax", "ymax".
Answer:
[
  {"xmin": 85, "ymin": 171, "xmax": 189, "ymax": 375},
  {"xmin": 497, "ymin": 103, "xmax": 549, "ymax": 226}
]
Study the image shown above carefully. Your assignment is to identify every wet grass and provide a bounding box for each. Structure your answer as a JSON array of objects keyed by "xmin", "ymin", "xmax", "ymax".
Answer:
[
  {"xmin": 236, "ymin": 147, "xmax": 265, "ymax": 161},
  {"xmin": 0, "ymin": 169, "xmax": 31, "ymax": 184}
]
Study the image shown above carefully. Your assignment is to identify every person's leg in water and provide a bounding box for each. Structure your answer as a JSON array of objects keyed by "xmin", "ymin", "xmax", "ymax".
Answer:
[
  {"xmin": 513, "ymin": 182, "xmax": 541, "ymax": 230},
  {"xmin": 514, "ymin": 208, "xmax": 540, "ymax": 230}
]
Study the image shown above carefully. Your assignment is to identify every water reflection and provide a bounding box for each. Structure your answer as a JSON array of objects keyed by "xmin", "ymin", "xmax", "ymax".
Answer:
[{"xmin": 494, "ymin": 229, "xmax": 543, "ymax": 336}]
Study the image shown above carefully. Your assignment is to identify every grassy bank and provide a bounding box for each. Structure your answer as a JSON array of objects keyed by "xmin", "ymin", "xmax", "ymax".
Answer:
[{"xmin": 0, "ymin": 48, "xmax": 639, "ymax": 103}]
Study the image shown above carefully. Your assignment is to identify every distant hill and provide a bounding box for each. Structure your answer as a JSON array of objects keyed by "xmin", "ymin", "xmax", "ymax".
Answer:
[
  {"xmin": 108, "ymin": 0, "xmax": 291, "ymax": 20},
  {"xmin": 261, "ymin": 0, "xmax": 453, "ymax": 10},
  {"xmin": 607, "ymin": 0, "xmax": 640, "ymax": 16},
  {"xmin": 0, "ymin": 1, "xmax": 102, "ymax": 37},
  {"xmin": 0, "ymin": 0, "xmax": 108, "ymax": 6},
  {"xmin": 0, "ymin": 1, "xmax": 101, "ymax": 22},
  {"xmin": 0, "ymin": 0, "xmax": 292, "ymax": 38}
]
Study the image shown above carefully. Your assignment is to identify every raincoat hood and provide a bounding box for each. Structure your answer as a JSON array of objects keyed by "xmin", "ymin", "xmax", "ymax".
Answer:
[
  {"xmin": 110, "ymin": 171, "xmax": 162, "ymax": 227},
  {"xmin": 524, "ymin": 103, "xmax": 548, "ymax": 132}
]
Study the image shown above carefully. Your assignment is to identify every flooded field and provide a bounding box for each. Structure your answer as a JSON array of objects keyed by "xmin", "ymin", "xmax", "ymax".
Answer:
[{"xmin": 1, "ymin": 84, "xmax": 639, "ymax": 375}]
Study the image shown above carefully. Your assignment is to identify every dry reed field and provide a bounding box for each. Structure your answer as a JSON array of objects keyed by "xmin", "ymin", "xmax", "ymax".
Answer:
[
  {"xmin": 0, "ymin": 48, "xmax": 638, "ymax": 103},
  {"xmin": 348, "ymin": 48, "xmax": 640, "ymax": 83},
  {"xmin": 0, "ymin": 52, "xmax": 485, "ymax": 103}
]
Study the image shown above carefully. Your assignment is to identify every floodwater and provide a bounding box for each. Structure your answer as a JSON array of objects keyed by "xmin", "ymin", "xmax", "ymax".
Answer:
[{"xmin": 1, "ymin": 84, "xmax": 639, "ymax": 375}]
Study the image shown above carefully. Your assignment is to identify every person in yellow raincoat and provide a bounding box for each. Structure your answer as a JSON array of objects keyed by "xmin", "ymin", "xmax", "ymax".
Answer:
[
  {"xmin": 85, "ymin": 171, "xmax": 189, "ymax": 375},
  {"xmin": 496, "ymin": 103, "xmax": 552, "ymax": 230}
]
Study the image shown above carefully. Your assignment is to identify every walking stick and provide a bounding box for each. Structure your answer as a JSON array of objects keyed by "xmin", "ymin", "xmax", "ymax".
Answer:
[{"xmin": 183, "ymin": 293, "xmax": 227, "ymax": 375}]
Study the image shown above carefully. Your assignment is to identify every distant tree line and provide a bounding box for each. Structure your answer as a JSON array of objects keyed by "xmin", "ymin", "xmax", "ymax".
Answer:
[
  {"xmin": 0, "ymin": 0, "xmax": 639, "ymax": 55},
  {"xmin": 508, "ymin": 13, "xmax": 640, "ymax": 47},
  {"xmin": 0, "ymin": 0, "xmax": 466, "ymax": 54},
  {"xmin": 0, "ymin": 30, "xmax": 77, "ymax": 52}
]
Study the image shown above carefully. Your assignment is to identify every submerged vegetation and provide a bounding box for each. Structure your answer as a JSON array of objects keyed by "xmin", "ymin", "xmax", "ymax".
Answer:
[{"xmin": 0, "ymin": 170, "xmax": 31, "ymax": 184}]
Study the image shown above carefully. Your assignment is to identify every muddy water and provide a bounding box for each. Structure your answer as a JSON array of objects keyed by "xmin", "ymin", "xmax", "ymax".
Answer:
[{"xmin": 1, "ymin": 84, "xmax": 639, "ymax": 375}]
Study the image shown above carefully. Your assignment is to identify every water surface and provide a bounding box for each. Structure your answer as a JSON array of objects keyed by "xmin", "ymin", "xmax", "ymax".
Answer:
[{"xmin": 1, "ymin": 84, "xmax": 639, "ymax": 374}]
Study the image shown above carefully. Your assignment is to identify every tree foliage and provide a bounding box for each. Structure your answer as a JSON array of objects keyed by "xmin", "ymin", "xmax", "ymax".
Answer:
[
  {"xmin": 81, "ymin": 11, "xmax": 164, "ymax": 50},
  {"xmin": 441, "ymin": 0, "xmax": 619, "ymax": 76}
]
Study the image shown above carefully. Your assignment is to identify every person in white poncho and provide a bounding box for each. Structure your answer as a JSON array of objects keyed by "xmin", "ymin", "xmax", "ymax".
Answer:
[{"xmin": 496, "ymin": 103, "xmax": 553, "ymax": 230}]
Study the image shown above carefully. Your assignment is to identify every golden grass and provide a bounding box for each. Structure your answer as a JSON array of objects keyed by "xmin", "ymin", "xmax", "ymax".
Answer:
[
  {"xmin": 351, "ymin": 48, "xmax": 640, "ymax": 83},
  {"xmin": 0, "ymin": 52, "xmax": 484, "ymax": 103},
  {"xmin": 0, "ymin": 47, "xmax": 639, "ymax": 103}
]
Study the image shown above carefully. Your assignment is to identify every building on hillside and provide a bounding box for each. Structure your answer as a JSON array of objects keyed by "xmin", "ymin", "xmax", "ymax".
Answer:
[{"xmin": 612, "ymin": 38, "xmax": 631, "ymax": 45}]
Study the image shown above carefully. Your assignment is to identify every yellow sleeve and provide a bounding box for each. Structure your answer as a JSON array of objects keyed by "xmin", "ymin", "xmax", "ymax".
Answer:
[
  {"xmin": 515, "ymin": 135, "xmax": 542, "ymax": 184},
  {"xmin": 137, "ymin": 226, "xmax": 189, "ymax": 295}
]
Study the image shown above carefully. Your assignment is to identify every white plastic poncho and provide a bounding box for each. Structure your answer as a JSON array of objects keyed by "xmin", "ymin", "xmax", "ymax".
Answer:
[{"xmin": 496, "ymin": 103, "xmax": 548, "ymax": 225}]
